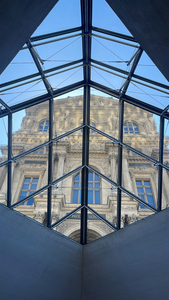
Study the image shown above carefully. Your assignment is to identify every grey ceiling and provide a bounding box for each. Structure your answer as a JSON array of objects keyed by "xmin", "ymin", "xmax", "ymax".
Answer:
[
  {"xmin": 0, "ymin": 0, "xmax": 58, "ymax": 74},
  {"xmin": 106, "ymin": 0, "xmax": 169, "ymax": 82}
]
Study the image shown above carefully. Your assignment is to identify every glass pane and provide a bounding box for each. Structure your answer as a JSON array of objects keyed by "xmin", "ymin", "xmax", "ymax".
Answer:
[
  {"xmin": 121, "ymin": 190, "xmax": 155, "ymax": 228},
  {"xmin": 93, "ymin": 0, "xmax": 133, "ymax": 36},
  {"xmin": 72, "ymin": 190, "xmax": 79, "ymax": 203},
  {"xmin": 30, "ymin": 184, "xmax": 37, "ymax": 190},
  {"xmin": 13, "ymin": 185, "xmax": 48, "ymax": 224},
  {"xmin": 0, "ymin": 165, "xmax": 7, "ymax": 206},
  {"xmin": 11, "ymin": 143, "xmax": 48, "ymax": 208},
  {"xmin": 87, "ymin": 210, "xmax": 115, "ymax": 244},
  {"xmin": 34, "ymin": 36, "xmax": 82, "ymax": 71},
  {"xmin": 32, "ymin": 0, "xmax": 81, "ymax": 35},
  {"xmin": 53, "ymin": 87, "xmax": 83, "ymax": 138},
  {"xmin": 0, "ymin": 49, "xmax": 37, "ymax": 84},
  {"xmin": 144, "ymin": 181, "xmax": 150, "ymax": 186},
  {"xmin": 127, "ymin": 80, "xmax": 168, "ymax": 109},
  {"xmin": 90, "ymin": 88, "xmax": 119, "ymax": 140},
  {"xmin": 135, "ymin": 51, "xmax": 169, "ymax": 87},
  {"xmin": 0, "ymin": 116, "xmax": 8, "ymax": 159},
  {"xmin": 24, "ymin": 178, "xmax": 31, "ymax": 183},
  {"xmin": 145, "ymin": 187, "xmax": 152, "ymax": 193},
  {"xmin": 22, "ymin": 184, "xmax": 29, "ymax": 190},
  {"xmin": 88, "ymin": 190, "xmax": 93, "ymax": 204},
  {"xmin": 147, "ymin": 195, "xmax": 155, "ymax": 207},
  {"xmin": 54, "ymin": 210, "xmax": 81, "ymax": 244},
  {"xmin": 91, "ymin": 65, "xmax": 123, "ymax": 91},
  {"xmin": 12, "ymin": 101, "xmax": 49, "ymax": 156},
  {"xmin": 88, "ymin": 172, "xmax": 93, "ymax": 181},
  {"xmin": 91, "ymin": 35, "xmax": 136, "ymax": 71},
  {"xmin": 95, "ymin": 190, "xmax": 100, "ymax": 204},
  {"xmin": 162, "ymin": 167, "xmax": 169, "ymax": 210},
  {"xmin": 124, "ymin": 101, "xmax": 160, "ymax": 161},
  {"xmin": 32, "ymin": 178, "xmax": 38, "ymax": 183},
  {"xmin": 74, "ymin": 182, "xmax": 79, "ymax": 188},
  {"xmin": 27, "ymin": 198, "xmax": 34, "ymax": 205}
]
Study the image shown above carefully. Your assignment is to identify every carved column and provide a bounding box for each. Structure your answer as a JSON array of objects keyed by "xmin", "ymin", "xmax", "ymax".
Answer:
[
  {"xmin": 162, "ymin": 167, "xmax": 169, "ymax": 207},
  {"xmin": 122, "ymin": 152, "xmax": 132, "ymax": 192},
  {"xmin": 57, "ymin": 152, "xmax": 66, "ymax": 191},
  {"xmin": 109, "ymin": 154, "xmax": 116, "ymax": 182}
]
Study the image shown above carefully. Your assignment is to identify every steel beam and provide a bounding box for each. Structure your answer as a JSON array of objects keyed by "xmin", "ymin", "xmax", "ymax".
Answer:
[
  {"xmin": 51, "ymin": 205, "xmax": 83, "ymax": 230},
  {"xmin": 92, "ymin": 26, "xmax": 137, "ymax": 42},
  {"xmin": 86, "ymin": 205, "xmax": 117, "ymax": 231},
  {"xmin": 0, "ymin": 80, "xmax": 85, "ymax": 117},
  {"xmin": 30, "ymin": 26, "xmax": 82, "ymax": 42},
  {"xmin": 117, "ymin": 48, "xmax": 143, "ymax": 229},
  {"xmin": 27, "ymin": 39, "xmax": 54, "ymax": 228},
  {"xmin": 87, "ymin": 165, "xmax": 157, "ymax": 213},
  {"xmin": 157, "ymin": 115, "xmax": 164, "ymax": 211},
  {"xmin": 89, "ymin": 80, "xmax": 169, "ymax": 118},
  {"xmin": 0, "ymin": 59, "xmax": 83, "ymax": 89},
  {"xmin": 7, "ymin": 113, "xmax": 12, "ymax": 208},
  {"xmin": 91, "ymin": 59, "xmax": 169, "ymax": 91},
  {"xmin": 80, "ymin": 0, "xmax": 92, "ymax": 245}
]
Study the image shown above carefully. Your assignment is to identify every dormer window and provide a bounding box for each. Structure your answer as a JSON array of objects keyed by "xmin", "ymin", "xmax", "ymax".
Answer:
[
  {"xmin": 124, "ymin": 122, "xmax": 139, "ymax": 134},
  {"xmin": 39, "ymin": 120, "xmax": 49, "ymax": 132}
]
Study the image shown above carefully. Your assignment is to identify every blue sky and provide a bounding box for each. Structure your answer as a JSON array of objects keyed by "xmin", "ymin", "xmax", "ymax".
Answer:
[{"xmin": 0, "ymin": 0, "xmax": 169, "ymax": 150}]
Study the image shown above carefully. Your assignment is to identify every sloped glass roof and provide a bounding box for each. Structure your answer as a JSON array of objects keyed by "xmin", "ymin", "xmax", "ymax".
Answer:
[{"xmin": 0, "ymin": 0, "xmax": 169, "ymax": 244}]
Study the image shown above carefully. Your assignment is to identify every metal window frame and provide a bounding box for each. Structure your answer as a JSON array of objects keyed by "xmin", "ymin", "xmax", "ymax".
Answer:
[
  {"xmin": 0, "ymin": 0, "xmax": 168, "ymax": 244},
  {"xmin": 136, "ymin": 179, "xmax": 155, "ymax": 208}
]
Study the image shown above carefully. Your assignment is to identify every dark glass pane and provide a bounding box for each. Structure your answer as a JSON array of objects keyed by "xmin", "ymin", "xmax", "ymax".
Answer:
[
  {"xmin": 95, "ymin": 183, "xmax": 100, "ymax": 188},
  {"xmin": 30, "ymin": 184, "xmax": 37, "ymax": 190},
  {"xmin": 74, "ymin": 174, "xmax": 80, "ymax": 181},
  {"xmin": 88, "ymin": 172, "xmax": 93, "ymax": 181},
  {"xmin": 72, "ymin": 190, "xmax": 79, "ymax": 203},
  {"xmin": 24, "ymin": 178, "xmax": 31, "ymax": 183},
  {"xmin": 140, "ymin": 203, "xmax": 147, "ymax": 209},
  {"xmin": 139, "ymin": 194, "xmax": 146, "ymax": 209},
  {"xmin": 136, "ymin": 181, "xmax": 142, "ymax": 186},
  {"xmin": 46, "ymin": 121, "xmax": 49, "ymax": 125},
  {"xmin": 95, "ymin": 174, "xmax": 100, "ymax": 181},
  {"xmin": 88, "ymin": 183, "xmax": 93, "ymax": 188},
  {"xmin": 147, "ymin": 195, "xmax": 155, "ymax": 207},
  {"xmin": 144, "ymin": 181, "xmax": 150, "ymax": 186},
  {"xmin": 20, "ymin": 191, "xmax": 27, "ymax": 199},
  {"xmin": 145, "ymin": 187, "xmax": 152, "ymax": 193},
  {"xmin": 95, "ymin": 191, "xmax": 100, "ymax": 204},
  {"xmin": 74, "ymin": 182, "xmax": 79, "ymax": 188},
  {"xmin": 140, "ymin": 194, "xmax": 145, "ymax": 201},
  {"xmin": 137, "ymin": 187, "xmax": 144, "ymax": 193},
  {"xmin": 32, "ymin": 178, "xmax": 38, "ymax": 183},
  {"xmin": 22, "ymin": 184, "xmax": 29, "ymax": 190},
  {"xmin": 88, "ymin": 190, "xmax": 93, "ymax": 204},
  {"xmin": 27, "ymin": 198, "xmax": 34, "ymax": 205}
]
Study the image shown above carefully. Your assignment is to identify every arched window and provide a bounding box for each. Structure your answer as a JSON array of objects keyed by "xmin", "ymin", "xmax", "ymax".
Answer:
[
  {"xmin": 124, "ymin": 122, "xmax": 139, "ymax": 134},
  {"xmin": 39, "ymin": 120, "xmax": 49, "ymax": 132},
  {"xmin": 72, "ymin": 170, "xmax": 101, "ymax": 204}
]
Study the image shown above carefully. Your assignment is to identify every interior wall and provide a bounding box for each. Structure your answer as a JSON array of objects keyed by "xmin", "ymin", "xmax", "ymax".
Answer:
[
  {"xmin": 83, "ymin": 208, "xmax": 169, "ymax": 300},
  {"xmin": 0, "ymin": 204, "xmax": 82, "ymax": 300}
]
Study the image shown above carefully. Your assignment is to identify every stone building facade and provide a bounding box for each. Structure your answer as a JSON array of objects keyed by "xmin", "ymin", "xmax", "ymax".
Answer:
[{"xmin": 0, "ymin": 94, "xmax": 169, "ymax": 242}]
